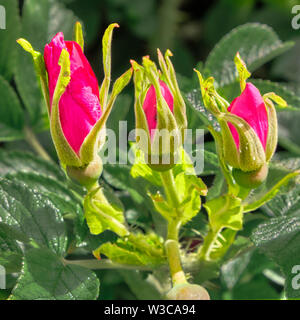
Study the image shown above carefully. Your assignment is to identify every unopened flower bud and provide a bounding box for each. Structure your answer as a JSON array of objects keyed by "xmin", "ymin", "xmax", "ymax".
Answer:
[{"xmin": 131, "ymin": 53, "xmax": 186, "ymax": 172}]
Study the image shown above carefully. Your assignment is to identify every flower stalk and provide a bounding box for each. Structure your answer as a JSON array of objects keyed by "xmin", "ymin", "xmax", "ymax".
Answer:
[{"xmin": 160, "ymin": 170, "xmax": 187, "ymax": 286}]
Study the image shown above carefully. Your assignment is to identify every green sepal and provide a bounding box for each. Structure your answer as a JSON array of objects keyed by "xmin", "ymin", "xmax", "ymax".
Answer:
[
  {"xmin": 73, "ymin": 21, "xmax": 84, "ymax": 52},
  {"xmin": 79, "ymin": 68, "xmax": 132, "ymax": 165},
  {"xmin": 264, "ymin": 99, "xmax": 278, "ymax": 162},
  {"xmin": 16, "ymin": 38, "xmax": 50, "ymax": 114},
  {"xmin": 263, "ymin": 92, "xmax": 287, "ymax": 109},
  {"xmin": 194, "ymin": 69, "xmax": 226, "ymax": 114},
  {"xmin": 234, "ymin": 52, "xmax": 251, "ymax": 92},
  {"xmin": 219, "ymin": 113, "xmax": 266, "ymax": 171},
  {"xmin": 131, "ymin": 59, "xmax": 152, "ymax": 155},
  {"xmin": 50, "ymin": 49, "xmax": 82, "ymax": 167},
  {"xmin": 84, "ymin": 187, "xmax": 129, "ymax": 237},
  {"xmin": 218, "ymin": 119, "xmax": 240, "ymax": 169},
  {"xmin": 99, "ymin": 23, "xmax": 119, "ymax": 109},
  {"xmin": 157, "ymin": 49, "xmax": 187, "ymax": 135},
  {"xmin": 142, "ymin": 56, "xmax": 181, "ymax": 164}
]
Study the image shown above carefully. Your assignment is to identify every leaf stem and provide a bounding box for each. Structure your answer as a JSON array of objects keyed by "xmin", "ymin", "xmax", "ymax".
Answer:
[{"xmin": 24, "ymin": 126, "xmax": 52, "ymax": 162}]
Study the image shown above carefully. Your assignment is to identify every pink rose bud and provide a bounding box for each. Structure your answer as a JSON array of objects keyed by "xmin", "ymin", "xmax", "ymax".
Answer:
[
  {"xmin": 143, "ymin": 80, "xmax": 174, "ymax": 140},
  {"xmin": 17, "ymin": 23, "xmax": 132, "ymax": 187},
  {"xmin": 227, "ymin": 83, "xmax": 268, "ymax": 152},
  {"xmin": 221, "ymin": 83, "xmax": 278, "ymax": 188},
  {"xmin": 44, "ymin": 32, "xmax": 102, "ymax": 155},
  {"xmin": 131, "ymin": 54, "xmax": 186, "ymax": 171}
]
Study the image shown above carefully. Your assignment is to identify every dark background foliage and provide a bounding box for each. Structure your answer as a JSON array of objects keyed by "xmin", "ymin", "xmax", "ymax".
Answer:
[{"xmin": 0, "ymin": 0, "xmax": 299, "ymax": 300}]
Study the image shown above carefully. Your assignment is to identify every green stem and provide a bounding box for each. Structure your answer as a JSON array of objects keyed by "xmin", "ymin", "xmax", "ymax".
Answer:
[
  {"xmin": 160, "ymin": 169, "xmax": 180, "ymax": 208},
  {"xmin": 160, "ymin": 170, "xmax": 187, "ymax": 286},
  {"xmin": 165, "ymin": 219, "xmax": 187, "ymax": 286},
  {"xmin": 198, "ymin": 228, "xmax": 220, "ymax": 261},
  {"xmin": 24, "ymin": 126, "xmax": 52, "ymax": 162}
]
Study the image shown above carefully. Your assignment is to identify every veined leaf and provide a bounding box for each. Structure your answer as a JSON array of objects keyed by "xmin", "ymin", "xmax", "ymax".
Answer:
[
  {"xmin": 0, "ymin": 179, "xmax": 67, "ymax": 255},
  {"xmin": 251, "ymin": 215, "xmax": 300, "ymax": 299},
  {"xmin": 10, "ymin": 248, "xmax": 99, "ymax": 300},
  {"xmin": 205, "ymin": 23, "xmax": 294, "ymax": 87},
  {"xmin": 0, "ymin": 150, "xmax": 65, "ymax": 180},
  {"xmin": 243, "ymin": 160, "xmax": 300, "ymax": 213}
]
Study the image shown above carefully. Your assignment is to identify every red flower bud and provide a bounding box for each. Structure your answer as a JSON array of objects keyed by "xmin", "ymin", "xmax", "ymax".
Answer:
[
  {"xmin": 227, "ymin": 83, "xmax": 268, "ymax": 151},
  {"xmin": 44, "ymin": 32, "xmax": 102, "ymax": 155},
  {"xmin": 143, "ymin": 80, "xmax": 174, "ymax": 140}
]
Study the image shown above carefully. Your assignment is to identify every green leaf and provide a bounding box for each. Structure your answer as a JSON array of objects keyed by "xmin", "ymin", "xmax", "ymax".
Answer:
[
  {"xmin": 263, "ymin": 184, "xmax": 300, "ymax": 217},
  {"xmin": 0, "ymin": 223, "xmax": 23, "ymax": 273},
  {"xmin": 251, "ymin": 79, "xmax": 300, "ymax": 111},
  {"xmin": 84, "ymin": 188, "xmax": 128, "ymax": 237},
  {"xmin": 5, "ymin": 171, "xmax": 82, "ymax": 216},
  {"xmin": 0, "ymin": 0, "xmax": 21, "ymax": 80},
  {"xmin": 0, "ymin": 178, "xmax": 67, "ymax": 255},
  {"xmin": 10, "ymin": 248, "xmax": 99, "ymax": 300},
  {"xmin": 232, "ymin": 274, "xmax": 280, "ymax": 300},
  {"xmin": 243, "ymin": 161, "xmax": 300, "ymax": 213},
  {"xmin": 277, "ymin": 111, "xmax": 300, "ymax": 155},
  {"xmin": 251, "ymin": 215, "xmax": 300, "ymax": 299},
  {"xmin": 221, "ymin": 249, "xmax": 253, "ymax": 289},
  {"xmin": 205, "ymin": 23, "xmax": 294, "ymax": 87},
  {"xmin": 204, "ymin": 195, "xmax": 243, "ymax": 233},
  {"xmin": 15, "ymin": 51, "xmax": 46, "ymax": 126},
  {"xmin": 0, "ymin": 150, "xmax": 66, "ymax": 180},
  {"xmin": 174, "ymin": 173, "xmax": 206, "ymax": 225},
  {"xmin": 96, "ymin": 233, "xmax": 165, "ymax": 267},
  {"xmin": 185, "ymin": 89, "xmax": 220, "ymax": 129},
  {"xmin": 0, "ymin": 75, "xmax": 24, "ymax": 141}
]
